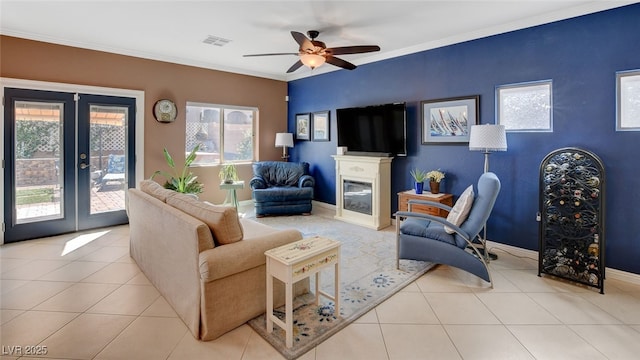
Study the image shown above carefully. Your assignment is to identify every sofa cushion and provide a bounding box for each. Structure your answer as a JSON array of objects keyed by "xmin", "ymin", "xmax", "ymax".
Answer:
[
  {"xmin": 140, "ymin": 179, "xmax": 176, "ymax": 202},
  {"xmin": 400, "ymin": 218, "xmax": 456, "ymax": 246},
  {"xmin": 252, "ymin": 187, "xmax": 313, "ymax": 202},
  {"xmin": 445, "ymin": 185, "xmax": 474, "ymax": 234},
  {"xmin": 167, "ymin": 194, "xmax": 243, "ymax": 246}
]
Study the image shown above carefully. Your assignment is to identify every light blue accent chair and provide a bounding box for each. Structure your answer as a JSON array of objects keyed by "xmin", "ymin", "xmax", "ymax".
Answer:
[{"xmin": 395, "ymin": 172, "xmax": 501, "ymax": 286}]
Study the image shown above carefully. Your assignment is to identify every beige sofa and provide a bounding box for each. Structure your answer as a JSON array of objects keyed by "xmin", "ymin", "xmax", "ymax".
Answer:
[{"xmin": 128, "ymin": 180, "xmax": 309, "ymax": 340}]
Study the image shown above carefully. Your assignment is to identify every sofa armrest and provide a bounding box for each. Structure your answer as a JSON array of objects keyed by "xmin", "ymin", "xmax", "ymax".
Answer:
[
  {"xmin": 298, "ymin": 174, "xmax": 315, "ymax": 188},
  {"xmin": 199, "ymin": 228, "xmax": 302, "ymax": 282},
  {"xmin": 128, "ymin": 189, "xmax": 207, "ymax": 338},
  {"xmin": 250, "ymin": 176, "xmax": 267, "ymax": 189}
]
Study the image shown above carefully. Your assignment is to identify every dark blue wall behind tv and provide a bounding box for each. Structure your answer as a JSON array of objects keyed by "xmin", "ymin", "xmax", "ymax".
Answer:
[{"xmin": 287, "ymin": 4, "xmax": 640, "ymax": 274}]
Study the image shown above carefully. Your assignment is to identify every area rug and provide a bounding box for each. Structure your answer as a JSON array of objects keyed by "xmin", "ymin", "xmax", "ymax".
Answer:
[{"xmin": 246, "ymin": 212, "xmax": 433, "ymax": 359}]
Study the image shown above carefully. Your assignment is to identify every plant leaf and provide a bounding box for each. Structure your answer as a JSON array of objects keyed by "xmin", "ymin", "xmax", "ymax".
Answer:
[{"xmin": 163, "ymin": 148, "xmax": 175, "ymax": 169}]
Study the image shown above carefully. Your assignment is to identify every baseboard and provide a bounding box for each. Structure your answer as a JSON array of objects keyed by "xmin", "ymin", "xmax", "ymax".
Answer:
[
  {"xmin": 486, "ymin": 240, "xmax": 640, "ymax": 286},
  {"xmin": 309, "ymin": 201, "xmax": 640, "ymax": 286},
  {"xmin": 312, "ymin": 200, "xmax": 335, "ymax": 211}
]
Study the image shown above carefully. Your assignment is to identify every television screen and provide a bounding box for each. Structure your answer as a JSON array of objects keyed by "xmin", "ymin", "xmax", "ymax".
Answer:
[{"xmin": 336, "ymin": 102, "xmax": 407, "ymax": 156}]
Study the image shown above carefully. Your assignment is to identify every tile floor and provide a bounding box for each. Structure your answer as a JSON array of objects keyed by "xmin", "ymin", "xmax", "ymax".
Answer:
[{"xmin": 2, "ymin": 208, "xmax": 640, "ymax": 359}]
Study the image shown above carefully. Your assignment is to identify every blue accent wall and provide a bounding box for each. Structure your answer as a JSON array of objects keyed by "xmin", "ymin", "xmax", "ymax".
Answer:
[{"xmin": 287, "ymin": 4, "xmax": 640, "ymax": 274}]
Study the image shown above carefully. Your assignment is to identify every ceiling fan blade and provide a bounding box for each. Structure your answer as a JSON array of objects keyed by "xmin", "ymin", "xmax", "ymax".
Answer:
[
  {"xmin": 243, "ymin": 53, "xmax": 299, "ymax": 57},
  {"xmin": 326, "ymin": 56, "xmax": 357, "ymax": 70},
  {"xmin": 291, "ymin": 31, "xmax": 314, "ymax": 52},
  {"xmin": 287, "ymin": 60, "xmax": 304, "ymax": 73},
  {"xmin": 325, "ymin": 45, "xmax": 381, "ymax": 56}
]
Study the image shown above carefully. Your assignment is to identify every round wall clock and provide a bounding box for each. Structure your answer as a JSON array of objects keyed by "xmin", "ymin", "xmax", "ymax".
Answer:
[{"xmin": 153, "ymin": 99, "xmax": 177, "ymax": 123}]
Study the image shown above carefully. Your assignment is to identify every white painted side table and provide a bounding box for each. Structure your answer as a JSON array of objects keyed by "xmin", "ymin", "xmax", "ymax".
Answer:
[
  {"xmin": 265, "ymin": 236, "xmax": 341, "ymax": 348},
  {"xmin": 219, "ymin": 180, "xmax": 244, "ymax": 209}
]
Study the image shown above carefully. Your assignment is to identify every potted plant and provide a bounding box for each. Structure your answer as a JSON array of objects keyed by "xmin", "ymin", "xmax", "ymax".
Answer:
[
  {"xmin": 426, "ymin": 169, "xmax": 445, "ymax": 194},
  {"xmin": 219, "ymin": 163, "xmax": 239, "ymax": 184},
  {"xmin": 151, "ymin": 144, "xmax": 204, "ymax": 195},
  {"xmin": 410, "ymin": 168, "xmax": 427, "ymax": 194}
]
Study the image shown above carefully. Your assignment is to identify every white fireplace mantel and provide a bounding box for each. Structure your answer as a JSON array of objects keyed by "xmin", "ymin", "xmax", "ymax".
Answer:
[{"xmin": 332, "ymin": 155, "xmax": 393, "ymax": 230}]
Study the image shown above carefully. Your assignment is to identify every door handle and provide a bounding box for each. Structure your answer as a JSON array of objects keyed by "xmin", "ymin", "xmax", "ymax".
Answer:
[{"xmin": 80, "ymin": 163, "xmax": 89, "ymax": 170}]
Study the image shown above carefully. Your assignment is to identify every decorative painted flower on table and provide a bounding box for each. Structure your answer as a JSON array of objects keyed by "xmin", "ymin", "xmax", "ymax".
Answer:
[{"xmin": 426, "ymin": 169, "xmax": 445, "ymax": 183}]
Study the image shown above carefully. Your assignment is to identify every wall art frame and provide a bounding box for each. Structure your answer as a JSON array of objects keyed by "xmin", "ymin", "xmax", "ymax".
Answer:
[
  {"xmin": 295, "ymin": 113, "xmax": 310, "ymax": 140},
  {"xmin": 312, "ymin": 110, "xmax": 330, "ymax": 141},
  {"xmin": 421, "ymin": 95, "xmax": 479, "ymax": 144}
]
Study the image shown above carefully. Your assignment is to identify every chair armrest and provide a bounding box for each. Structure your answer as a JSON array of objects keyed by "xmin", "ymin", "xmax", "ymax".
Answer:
[
  {"xmin": 407, "ymin": 199, "xmax": 453, "ymax": 212},
  {"xmin": 250, "ymin": 176, "xmax": 266, "ymax": 189},
  {"xmin": 298, "ymin": 174, "xmax": 315, "ymax": 188}
]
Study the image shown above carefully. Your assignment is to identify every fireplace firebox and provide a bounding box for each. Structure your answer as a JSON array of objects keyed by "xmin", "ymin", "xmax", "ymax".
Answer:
[{"xmin": 343, "ymin": 180, "xmax": 372, "ymax": 215}]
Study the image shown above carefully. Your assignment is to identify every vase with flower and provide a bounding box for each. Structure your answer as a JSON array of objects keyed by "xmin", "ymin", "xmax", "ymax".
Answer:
[{"xmin": 426, "ymin": 169, "xmax": 445, "ymax": 194}]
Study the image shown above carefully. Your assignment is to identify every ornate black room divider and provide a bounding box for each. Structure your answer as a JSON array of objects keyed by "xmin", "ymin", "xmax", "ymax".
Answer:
[{"xmin": 538, "ymin": 147, "xmax": 605, "ymax": 293}]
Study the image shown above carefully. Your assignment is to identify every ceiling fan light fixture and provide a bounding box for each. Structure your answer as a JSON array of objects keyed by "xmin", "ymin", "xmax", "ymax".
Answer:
[{"xmin": 300, "ymin": 53, "xmax": 326, "ymax": 69}]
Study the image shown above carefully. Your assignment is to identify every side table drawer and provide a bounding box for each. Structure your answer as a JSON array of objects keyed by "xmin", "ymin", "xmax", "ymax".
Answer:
[
  {"xmin": 397, "ymin": 191, "xmax": 453, "ymax": 218},
  {"xmin": 292, "ymin": 250, "xmax": 339, "ymax": 280},
  {"xmin": 410, "ymin": 203, "xmax": 441, "ymax": 216}
]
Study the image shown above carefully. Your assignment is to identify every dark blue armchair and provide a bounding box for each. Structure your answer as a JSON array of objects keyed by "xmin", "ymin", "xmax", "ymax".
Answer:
[
  {"xmin": 395, "ymin": 172, "xmax": 501, "ymax": 286},
  {"xmin": 250, "ymin": 161, "xmax": 315, "ymax": 217}
]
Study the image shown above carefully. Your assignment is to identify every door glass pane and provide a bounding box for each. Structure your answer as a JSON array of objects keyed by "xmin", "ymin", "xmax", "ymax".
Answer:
[
  {"xmin": 89, "ymin": 105, "xmax": 127, "ymax": 214},
  {"xmin": 14, "ymin": 101, "xmax": 64, "ymax": 223}
]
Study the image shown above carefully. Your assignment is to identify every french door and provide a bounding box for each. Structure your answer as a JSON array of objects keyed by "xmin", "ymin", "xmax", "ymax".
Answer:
[{"xmin": 3, "ymin": 88, "xmax": 136, "ymax": 243}]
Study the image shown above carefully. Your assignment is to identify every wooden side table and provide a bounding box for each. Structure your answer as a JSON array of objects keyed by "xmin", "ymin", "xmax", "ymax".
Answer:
[
  {"xmin": 265, "ymin": 236, "xmax": 341, "ymax": 348},
  {"xmin": 219, "ymin": 180, "xmax": 244, "ymax": 209},
  {"xmin": 397, "ymin": 190, "xmax": 453, "ymax": 217}
]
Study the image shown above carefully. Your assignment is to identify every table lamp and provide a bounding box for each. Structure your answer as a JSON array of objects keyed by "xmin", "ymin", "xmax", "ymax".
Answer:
[{"xmin": 275, "ymin": 133, "xmax": 294, "ymax": 161}]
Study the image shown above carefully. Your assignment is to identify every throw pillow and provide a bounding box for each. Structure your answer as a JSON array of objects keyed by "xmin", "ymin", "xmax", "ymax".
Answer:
[
  {"xmin": 444, "ymin": 185, "xmax": 474, "ymax": 234},
  {"xmin": 167, "ymin": 194, "xmax": 244, "ymax": 246}
]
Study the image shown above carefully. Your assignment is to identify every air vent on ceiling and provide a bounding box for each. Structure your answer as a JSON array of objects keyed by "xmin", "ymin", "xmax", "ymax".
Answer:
[{"xmin": 203, "ymin": 35, "xmax": 231, "ymax": 47}]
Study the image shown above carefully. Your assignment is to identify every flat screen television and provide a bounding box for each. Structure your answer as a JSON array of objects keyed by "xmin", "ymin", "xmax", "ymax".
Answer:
[{"xmin": 336, "ymin": 102, "xmax": 407, "ymax": 157}]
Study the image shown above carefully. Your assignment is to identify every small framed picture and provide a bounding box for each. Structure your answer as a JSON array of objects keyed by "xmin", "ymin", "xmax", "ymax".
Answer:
[
  {"xmin": 312, "ymin": 110, "xmax": 330, "ymax": 141},
  {"xmin": 421, "ymin": 95, "xmax": 479, "ymax": 144},
  {"xmin": 296, "ymin": 113, "xmax": 310, "ymax": 140}
]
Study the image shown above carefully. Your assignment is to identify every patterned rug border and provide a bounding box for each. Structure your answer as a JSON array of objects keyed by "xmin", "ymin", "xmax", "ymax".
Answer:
[
  {"xmin": 245, "ymin": 212, "xmax": 433, "ymax": 359},
  {"xmin": 248, "ymin": 263, "xmax": 433, "ymax": 359}
]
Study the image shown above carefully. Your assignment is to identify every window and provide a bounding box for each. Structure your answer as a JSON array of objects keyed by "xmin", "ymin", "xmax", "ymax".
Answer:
[
  {"xmin": 617, "ymin": 70, "xmax": 640, "ymax": 131},
  {"xmin": 497, "ymin": 80, "xmax": 552, "ymax": 132},
  {"xmin": 186, "ymin": 102, "xmax": 256, "ymax": 165}
]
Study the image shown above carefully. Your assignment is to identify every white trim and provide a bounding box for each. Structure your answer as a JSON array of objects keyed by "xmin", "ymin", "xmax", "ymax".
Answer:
[
  {"xmin": 312, "ymin": 200, "xmax": 335, "ymax": 211},
  {"xmin": 312, "ymin": 201, "xmax": 640, "ymax": 286},
  {"xmin": 0, "ymin": 77, "xmax": 145, "ymax": 245},
  {"xmin": 486, "ymin": 240, "xmax": 640, "ymax": 287}
]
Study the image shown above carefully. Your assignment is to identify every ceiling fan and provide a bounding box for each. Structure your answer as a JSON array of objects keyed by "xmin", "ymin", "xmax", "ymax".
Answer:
[{"xmin": 244, "ymin": 30, "xmax": 380, "ymax": 73}]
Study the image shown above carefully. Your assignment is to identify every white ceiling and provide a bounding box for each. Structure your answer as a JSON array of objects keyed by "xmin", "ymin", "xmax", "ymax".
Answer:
[{"xmin": 1, "ymin": 1, "xmax": 635, "ymax": 81}]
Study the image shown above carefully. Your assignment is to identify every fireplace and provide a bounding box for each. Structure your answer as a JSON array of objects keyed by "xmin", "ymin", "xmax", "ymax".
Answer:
[
  {"xmin": 332, "ymin": 155, "xmax": 393, "ymax": 230},
  {"xmin": 343, "ymin": 180, "xmax": 372, "ymax": 215}
]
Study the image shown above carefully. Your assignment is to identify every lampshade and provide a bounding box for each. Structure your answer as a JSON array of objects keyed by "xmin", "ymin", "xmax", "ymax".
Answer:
[
  {"xmin": 300, "ymin": 54, "xmax": 326, "ymax": 69},
  {"xmin": 275, "ymin": 133, "xmax": 294, "ymax": 148},
  {"xmin": 469, "ymin": 124, "xmax": 507, "ymax": 152}
]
